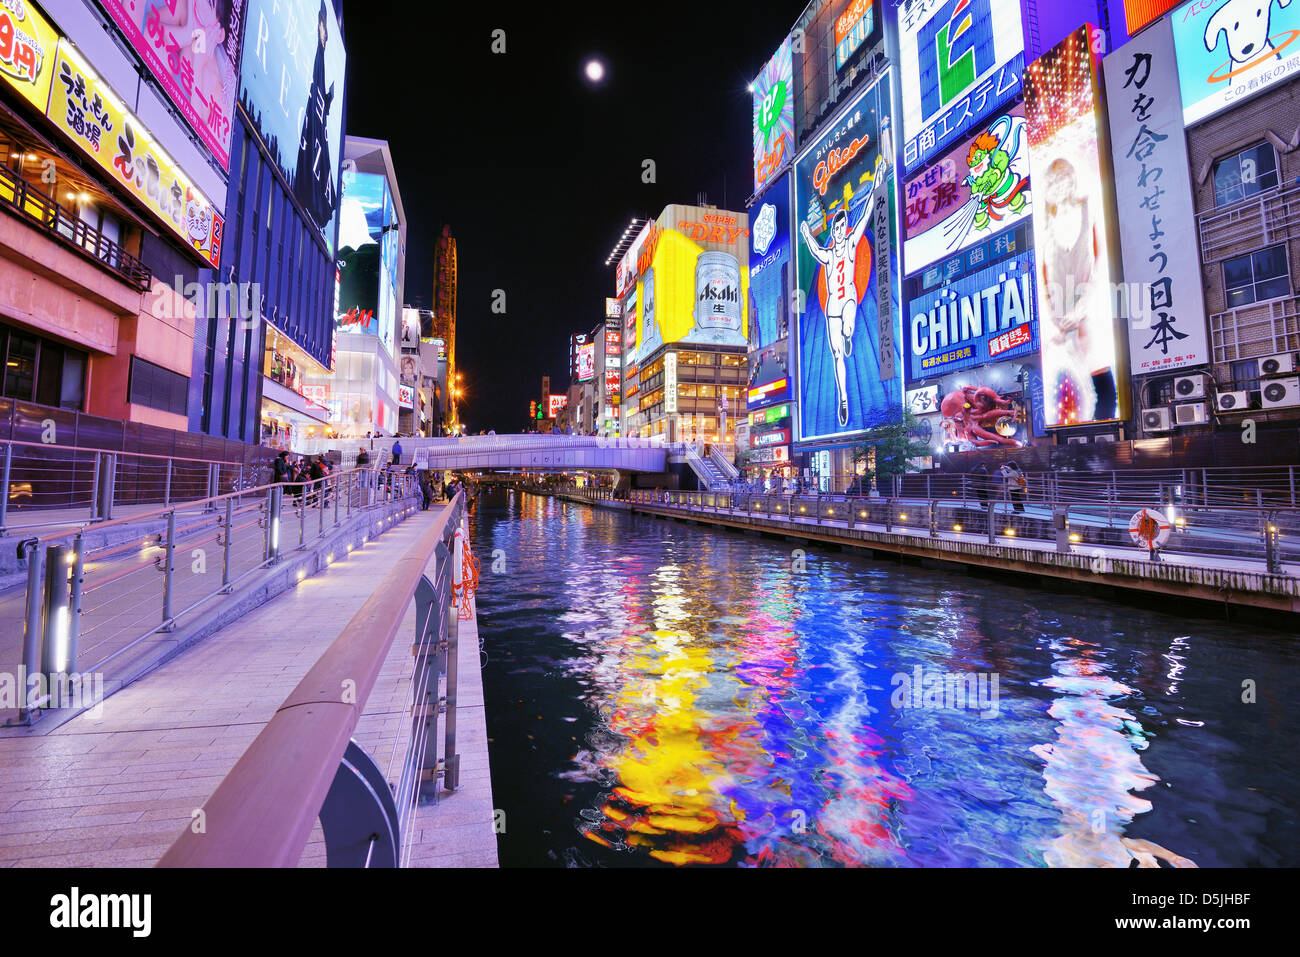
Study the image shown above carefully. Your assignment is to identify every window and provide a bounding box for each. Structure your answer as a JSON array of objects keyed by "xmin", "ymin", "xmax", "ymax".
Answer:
[
  {"xmin": 1214, "ymin": 143, "xmax": 1279, "ymax": 207},
  {"xmin": 1145, "ymin": 377, "xmax": 1174, "ymax": 407},
  {"xmin": 128, "ymin": 357, "xmax": 188, "ymax": 416},
  {"xmin": 0, "ymin": 323, "xmax": 87, "ymax": 408},
  {"xmin": 1230, "ymin": 358, "xmax": 1260, "ymax": 394},
  {"xmin": 1223, "ymin": 245, "xmax": 1289, "ymax": 307}
]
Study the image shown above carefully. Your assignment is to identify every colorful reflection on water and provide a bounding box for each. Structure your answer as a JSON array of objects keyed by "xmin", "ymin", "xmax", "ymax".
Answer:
[{"xmin": 475, "ymin": 491, "xmax": 1299, "ymax": 867}]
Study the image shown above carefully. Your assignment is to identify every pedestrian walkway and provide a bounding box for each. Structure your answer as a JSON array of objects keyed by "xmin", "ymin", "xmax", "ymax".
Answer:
[{"xmin": 0, "ymin": 504, "xmax": 496, "ymax": 867}]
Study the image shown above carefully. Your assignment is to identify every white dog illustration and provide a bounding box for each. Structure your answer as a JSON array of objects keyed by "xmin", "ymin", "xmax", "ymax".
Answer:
[{"xmin": 1205, "ymin": 0, "xmax": 1293, "ymax": 69}]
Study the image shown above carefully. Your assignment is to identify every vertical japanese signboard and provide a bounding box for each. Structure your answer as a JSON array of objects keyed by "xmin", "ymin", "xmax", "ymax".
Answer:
[
  {"xmin": 1105, "ymin": 18, "xmax": 1209, "ymax": 375},
  {"xmin": 102, "ymin": 0, "xmax": 246, "ymax": 170},
  {"xmin": 1025, "ymin": 24, "xmax": 1127, "ymax": 427}
]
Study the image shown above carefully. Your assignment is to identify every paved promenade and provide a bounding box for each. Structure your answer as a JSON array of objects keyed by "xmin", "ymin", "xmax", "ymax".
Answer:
[{"xmin": 0, "ymin": 506, "xmax": 497, "ymax": 867}]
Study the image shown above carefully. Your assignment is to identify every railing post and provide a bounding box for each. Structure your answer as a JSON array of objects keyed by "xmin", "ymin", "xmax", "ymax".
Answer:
[
  {"xmin": 103, "ymin": 453, "xmax": 116, "ymax": 521},
  {"xmin": 299, "ymin": 483, "xmax": 307, "ymax": 548},
  {"xmin": 0, "ymin": 441, "xmax": 11, "ymax": 534},
  {"xmin": 1265, "ymin": 512, "xmax": 1281, "ymax": 575},
  {"xmin": 1054, "ymin": 505, "xmax": 1071, "ymax": 554},
  {"xmin": 443, "ymin": 517, "xmax": 464, "ymax": 793},
  {"xmin": 40, "ymin": 544, "xmax": 70, "ymax": 684},
  {"xmin": 68, "ymin": 531, "xmax": 84, "ymax": 671},
  {"xmin": 267, "ymin": 486, "xmax": 282, "ymax": 563},
  {"xmin": 885, "ymin": 498, "xmax": 893, "ymax": 533},
  {"xmin": 987, "ymin": 501, "xmax": 996, "ymax": 544},
  {"xmin": 14, "ymin": 540, "xmax": 45, "ymax": 724},
  {"xmin": 1289, "ymin": 465, "xmax": 1296, "ymax": 508},
  {"xmin": 163, "ymin": 457, "xmax": 172, "ymax": 508},
  {"xmin": 221, "ymin": 497, "xmax": 234, "ymax": 592},
  {"xmin": 319, "ymin": 480, "xmax": 326, "ymax": 537},
  {"xmin": 334, "ymin": 474, "xmax": 341, "ymax": 526},
  {"xmin": 928, "ymin": 499, "xmax": 937, "ymax": 538},
  {"xmin": 161, "ymin": 510, "xmax": 176, "ymax": 631},
  {"xmin": 89, "ymin": 451, "xmax": 101, "ymax": 522}
]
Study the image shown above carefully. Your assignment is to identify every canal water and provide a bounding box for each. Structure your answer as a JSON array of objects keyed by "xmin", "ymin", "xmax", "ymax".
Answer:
[{"xmin": 474, "ymin": 489, "xmax": 1298, "ymax": 867}]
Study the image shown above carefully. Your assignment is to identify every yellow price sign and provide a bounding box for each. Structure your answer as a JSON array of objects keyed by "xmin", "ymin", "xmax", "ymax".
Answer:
[{"xmin": 0, "ymin": 0, "xmax": 58, "ymax": 111}]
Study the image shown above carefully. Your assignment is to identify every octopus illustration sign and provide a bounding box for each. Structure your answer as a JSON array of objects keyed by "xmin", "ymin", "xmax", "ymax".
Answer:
[
  {"xmin": 1172, "ymin": 0, "xmax": 1300, "ymax": 126},
  {"xmin": 905, "ymin": 359, "xmax": 1034, "ymax": 450},
  {"xmin": 792, "ymin": 75, "xmax": 902, "ymax": 444}
]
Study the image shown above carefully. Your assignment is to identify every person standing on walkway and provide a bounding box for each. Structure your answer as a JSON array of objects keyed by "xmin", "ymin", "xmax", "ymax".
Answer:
[
  {"xmin": 392, "ymin": 438, "xmax": 403, "ymax": 466},
  {"xmin": 308, "ymin": 456, "xmax": 326, "ymax": 507},
  {"xmin": 1000, "ymin": 461, "xmax": 1027, "ymax": 514},
  {"xmin": 419, "ymin": 471, "xmax": 433, "ymax": 510},
  {"xmin": 273, "ymin": 450, "xmax": 291, "ymax": 486}
]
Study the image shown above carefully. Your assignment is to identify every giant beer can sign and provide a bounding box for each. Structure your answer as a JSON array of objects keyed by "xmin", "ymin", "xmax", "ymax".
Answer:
[{"xmin": 695, "ymin": 252, "xmax": 742, "ymax": 340}]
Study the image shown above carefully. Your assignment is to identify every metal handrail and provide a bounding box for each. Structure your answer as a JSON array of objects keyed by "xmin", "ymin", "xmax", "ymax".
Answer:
[{"xmin": 157, "ymin": 491, "xmax": 466, "ymax": 868}]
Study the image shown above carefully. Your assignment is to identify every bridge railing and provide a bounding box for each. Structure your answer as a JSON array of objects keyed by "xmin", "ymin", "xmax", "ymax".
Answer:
[
  {"xmin": 5, "ymin": 466, "xmax": 419, "ymax": 725},
  {"xmin": 157, "ymin": 491, "xmax": 468, "ymax": 868},
  {"xmin": 622, "ymin": 488, "xmax": 1297, "ymax": 573}
]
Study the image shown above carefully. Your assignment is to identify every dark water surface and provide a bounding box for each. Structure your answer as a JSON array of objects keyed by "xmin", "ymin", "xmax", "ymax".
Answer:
[{"xmin": 474, "ymin": 490, "xmax": 1298, "ymax": 867}]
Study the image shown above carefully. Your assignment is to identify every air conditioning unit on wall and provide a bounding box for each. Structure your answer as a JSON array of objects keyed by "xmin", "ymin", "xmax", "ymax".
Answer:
[
  {"xmin": 1260, "ymin": 353, "xmax": 1296, "ymax": 376},
  {"xmin": 1261, "ymin": 377, "xmax": 1300, "ymax": 409},
  {"xmin": 1142, "ymin": 407, "xmax": 1172, "ymax": 432},
  {"xmin": 1216, "ymin": 390, "xmax": 1249, "ymax": 412},
  {"xmin": 1174, "ymin": 401, "xmax": 1209, "ymax": 425},
  {"xmin": 1174, "ymin": 374, "xmax": 1208, "ymax": 399}
]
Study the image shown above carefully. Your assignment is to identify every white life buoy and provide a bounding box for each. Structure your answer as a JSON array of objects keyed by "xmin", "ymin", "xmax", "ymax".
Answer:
[{"xmin": 1128, "ymin": 508, "xmax": 1171, "ymax": 549}]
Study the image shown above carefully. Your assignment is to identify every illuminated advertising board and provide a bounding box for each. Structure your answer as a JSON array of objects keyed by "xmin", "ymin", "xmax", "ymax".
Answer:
[
  {"xmin": 751, "ymin": 427, "xmax": 791, "ymax": 447},
  {"xmin": 902, "ymin": 103, "xmax": 1031, "ymax": 276},
  {"xmin": 629, "ymin": 205, "xmax": 750, "ymax": 364},
  {"xmin": 615, "ymin": 220, "xmax": 651, "ymax": 296},
  {"xmin": 1025, "ymin": 24, "xmax": 1127, "ymax": 427},
  {"xmin": 336, "ymin": 172, "xmax": 397, "ymax": 339},
  {"xmin": 750, "ymin": 403, "xmax": 790, "ymax": 426},
  {"xmin": 398, "ymin": 384, "xmax": 414, "ymax": 408},
  {"xmin": 1106, "ymin": 17, "xmax": 1209, "ymax": 374},
  {"xmin": 576, "ymin": 341, "xmax": 596, "ymax": 381},
  {"xmin": 47, "ymin": 44, "xmax": 224, "ymax": 267},
  {"xmin": 835, "ymin": 0, "xmax": 879, "ymax": 70},
  {"xmin": 748, "ymin": 376, "xmax": 791, "ymax": 406},
  {"xmin": 604, "ymin": 369, "xmax": 620, "ymax": 400},
  {"xmin": 1125, "ymin": 0, "xmax": 1183, "ymax": 34},
  {"xmin": 605, "ymin": 328, "xmax": 621, "ymax": 355},
  {"xmin": 548, "ymin": 394, "xmax": 567, "ymax": 417},
  {"xmin": 1172, "ymin": 0, "xmax": 1300, "ymax": 125},
  {"xmin": 102, "ymin": 0, "xmax": 245, "ymax": 170},
  {"xmin": 605, "ymin": 298, "xmax": 621, "ymax": 318},
  {"xmin": 749, "ymin": 172, "xmax": 791, "ymax": 352},
  {"xmin": 793, "ymin": 75, "xmax": 902, "ymax": 443},
  {"xmin": 0, "ymin": 0, "xmax": 57, "ymax": 111},
  {"xmin": 906, "ymin": 358, "xmax": 1037, "ymax": 451},
  {"xmin": 749, "ymin": 445, "xmax": 791, "ymax": 464},
  {"xmin": 897, "ymin": 0, "xmax": 1026, "ymax": 174},
  {"xmin": 753, "ymin": 36, "xmax": 794, "ymax": 194},
  {"xmin": 664, "ymin": 351, "xmax": 677, "ymax": 414},
  {"xmin": 906, "ymin": 251, "xmax": 1038, "ymax": 382},
  {"xmin": 240, "ymin": 0, "xmax": 345, "ymax": 252}
]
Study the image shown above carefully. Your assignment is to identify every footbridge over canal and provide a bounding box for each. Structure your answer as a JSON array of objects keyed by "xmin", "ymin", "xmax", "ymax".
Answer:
[{"xmin": 300, "ymin": 434, "xmax": 672, "ymax": 475}]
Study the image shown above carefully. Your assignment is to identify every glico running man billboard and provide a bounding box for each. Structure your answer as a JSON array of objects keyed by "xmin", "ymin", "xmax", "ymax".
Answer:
[
  {"xmin": 792, "ymin": 74, "xmax": 902, "ymax": 443},
  {"xmin": 906, "ymin": 251, "xmax": 1038, "ymax": 383},
  {"xmin": 240, "ymin": 0, "xmax": 345, "ymax": 252},
  {"xmin": 896, "ymin": 0, "xmax": 1026, "ymax": 174},
  {"xmin": 1024, "ymin": 24, "xmax": 1127, "ymax": 427},
  {"xmin": 629, "ymin": 205, "xmax": 750, "ymax": 365},
  {"xmin": 902, "ymin": 104, "xmax": 1031, "ymax": 276}
]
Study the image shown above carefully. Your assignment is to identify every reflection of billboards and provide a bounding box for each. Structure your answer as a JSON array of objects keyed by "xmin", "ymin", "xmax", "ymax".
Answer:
[
  {"xmin": 1172, "ymin": 0, "xmax": 1300, "ymax": 125},
  {"xmin": 628, "ymin": 205, "xmax": 750, "ymax": 364},
  {"xmin": 103, "ymin": 0, "xmax": 245, "ymax": 169},
  {"xmin": 240, "ymin": 0, "xmax": 346, "ymax": 252},
  {"xmin": 576, "ymin": 342, "xmax": 596, "ymax": 381},
  {"xmin": 906, "ymin": 251, "xmax": 1038, "ymax": 383},
  {"xmin": 897, "ymin": 0, "xmax": 1026, "ymax": 174},
  {"xmin": 793, "ymin": 75, "xmax": 902, "ymax": 443},
  {"xmin": 753, "ymin": 37, "xmax": 794, "ymax": 194},
  {"xmin": 1025, "ymin": 25, "xmax": 1126, "ymax": 427},
  {"xmin": 902, "ymin": 104, "xmax": 1031, "ymax": 276},
  {"xmin": 906, "ymin": 359, "xmax": 1036, "ymax": 452}
]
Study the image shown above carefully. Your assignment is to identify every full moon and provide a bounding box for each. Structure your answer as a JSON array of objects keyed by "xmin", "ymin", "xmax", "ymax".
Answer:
[{"xmin": 584, "ymin": 59, "xmax": 605, "ymax": 82}]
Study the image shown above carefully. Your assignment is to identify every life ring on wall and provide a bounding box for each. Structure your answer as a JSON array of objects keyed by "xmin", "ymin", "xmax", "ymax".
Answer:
[
  {"xmin": 451, "ymin": 527, "xmax": 480, "ymax": 620},
  {"xmin": 1128, "ymin": 508, "xmax": 1171, "ymax": 550}
]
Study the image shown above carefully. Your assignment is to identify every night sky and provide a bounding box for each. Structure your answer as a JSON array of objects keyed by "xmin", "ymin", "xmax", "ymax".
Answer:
[{"xmin": 340, "ymin": 0, "xmax": 796, "ymax": 431}]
